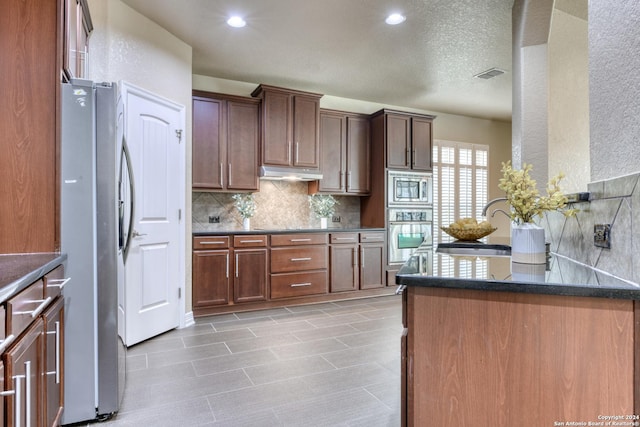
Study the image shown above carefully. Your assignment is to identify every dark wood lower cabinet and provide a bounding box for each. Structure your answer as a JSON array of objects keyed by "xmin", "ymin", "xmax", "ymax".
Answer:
[
  {"xmin": 234, "ymin": 249, "xmax": 268, "ymax": 303},
  {"xmin": 43, "ymin": 297, "xmax": 64, "ymax": 427},
  {"xmin": 4, "ymin": 318, "xmax": 44, "ymax": 427},
  {"xmin": 192, "ymin": 232, "xmax": 392, "ymax": 316},
  {"xmin": 192, "ymin": 250, "xmax": 230, "ymax": 307}
]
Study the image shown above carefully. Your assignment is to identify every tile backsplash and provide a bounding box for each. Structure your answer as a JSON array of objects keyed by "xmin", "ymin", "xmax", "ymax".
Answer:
[
  {"xmin": 542, "ymin": 172, "xmax": 640, "ymax": 287},
  {"xmin": 192, "ymin": 181, "xmax": 362, "ymax": 232}
]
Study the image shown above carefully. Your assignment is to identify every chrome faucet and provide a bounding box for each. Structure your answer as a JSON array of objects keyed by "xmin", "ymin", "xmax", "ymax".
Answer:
[{"xmin": 481, "ymin": 197, "xmax": 509, "ymax": 217}]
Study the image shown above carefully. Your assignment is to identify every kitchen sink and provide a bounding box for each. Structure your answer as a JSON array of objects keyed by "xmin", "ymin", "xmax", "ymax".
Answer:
[{"xmin": 436, "ymin": 242, "xmax": 511, "ymax": 257}]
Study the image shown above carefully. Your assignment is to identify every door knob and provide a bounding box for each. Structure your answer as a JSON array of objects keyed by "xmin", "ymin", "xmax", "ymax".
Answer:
[{"xmin": 132, "ymin": 230, "xmax": 147, "ymax": 238}]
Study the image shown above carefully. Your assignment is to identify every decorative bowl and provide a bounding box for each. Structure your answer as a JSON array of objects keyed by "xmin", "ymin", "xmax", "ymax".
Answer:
[{"xmin": 440, "ymin": 226, "xmax": 497, "ymax": 241}]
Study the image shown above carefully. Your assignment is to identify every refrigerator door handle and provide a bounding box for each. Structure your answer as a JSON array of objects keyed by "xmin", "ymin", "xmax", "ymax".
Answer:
[{"xmin": 122, "ymin": 136, "xmax": 136, "ymax": 263}]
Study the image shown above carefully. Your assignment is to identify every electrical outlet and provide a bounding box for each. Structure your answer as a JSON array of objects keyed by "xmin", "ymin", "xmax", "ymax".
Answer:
[
  {"xmin": 208, "ymin": 215, "xmax": 220, "ymax": 224},
  {"xmin": 594, "ymin": 224, "xmax": 611, "ymax": 248},
  {"xmin": 332, "ymin": 215, "xmax": 341, "ymax": 223}
]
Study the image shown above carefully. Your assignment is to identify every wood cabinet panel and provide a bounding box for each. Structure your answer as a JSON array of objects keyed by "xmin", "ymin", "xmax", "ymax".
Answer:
[
  {"xmin": 410, "ymin": 116, "xmax": 433, "ymax": 171},
  {"xmin": 270, "ymin": 271, "xmax": 328, "ymax": 299},
  {"xmin": 43, "ymin": 297, "xmax": 64, "ymax": 427},
  {"xmin": 330, "ymin": 245, "xmax": 358, "ymax": 292},
  {"xmin": 0, "ymin": 0, "xmax": 59, "ymax": 253},
  {"xmin": 386, "ymin": 114, "xmax": 411, "ymax": 170},
  {"xmin": 192, "ymin": 250, "xmax": 230, "ymax": 307},
  {"xmin": 192, "ymin": 92, "xmax": 259, "ymax": 191},
  {"xmin": 252, "ymin": 85, "xmax": 322, "ymax": 169},
  {"xmin": 310, "ymin": 110, "xmax": 370, "ymax": 195},
  {"xmin": 4, "ymin": 318, "xmax": 44, "ymax": 427},
  {"xmin": 192, "ymin": 97, "xmax": 223, "ymax": 189},
  {"xmin": 271, "ymin": 246, "xmax": 328, "ymax": 273},
  {"xmin": 234, "ymin": 249, "xmax": 268, "ymax": 303},
  {"xmin": 404, "ymin": 286, "xmax": 635, "ymax": 426},
  {"xmin": 360, "ymin": 243, "xmax": 384, "ymax": 289},
  {"xmin": 271, "ymin": 233, "xmax": 327, "ymax": 246}
]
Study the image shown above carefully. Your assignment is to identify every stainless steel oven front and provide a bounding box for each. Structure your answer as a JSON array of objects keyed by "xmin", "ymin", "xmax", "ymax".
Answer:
[
  {"xmin": 387, "ymin": 171, "xmax": 432, "ymax": 207},
  {"xmin": 388, "ymin": 208, "xmax": 433, "ymax": 264}
]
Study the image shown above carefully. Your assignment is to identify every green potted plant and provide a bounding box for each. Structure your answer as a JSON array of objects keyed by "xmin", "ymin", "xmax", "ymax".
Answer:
[
  {"xmin": 232, "ymin": 193, "xmax": 257, "ymax": 230},
  {"xmin": 308, "ymin": 194, "xmax": 338, "ymax": 228}
]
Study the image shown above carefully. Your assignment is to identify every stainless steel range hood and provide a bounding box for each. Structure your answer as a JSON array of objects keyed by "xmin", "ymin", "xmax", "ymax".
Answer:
[{"xmin": 259, "ymin": 165, "xmax": 323, "ymax": 181}]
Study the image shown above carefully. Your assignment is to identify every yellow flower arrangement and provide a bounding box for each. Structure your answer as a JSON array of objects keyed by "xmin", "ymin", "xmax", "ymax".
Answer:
[{"xmin": 498, "ymin": 161, "xmax": 576, "ymax": 225}]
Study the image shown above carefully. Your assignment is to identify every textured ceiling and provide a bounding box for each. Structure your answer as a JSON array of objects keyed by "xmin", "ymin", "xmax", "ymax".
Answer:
[{"xmin": 121, "ymin": 0, "xmax": 515, "ymax": 121}]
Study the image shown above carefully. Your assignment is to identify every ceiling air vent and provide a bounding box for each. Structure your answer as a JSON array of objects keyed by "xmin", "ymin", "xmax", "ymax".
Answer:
[{"xmin": 474, "ymin": 68, "xmax": 506, "ymax": 79}]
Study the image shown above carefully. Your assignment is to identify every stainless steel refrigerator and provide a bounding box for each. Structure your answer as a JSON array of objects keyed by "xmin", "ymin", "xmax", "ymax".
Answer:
[{"xmin": 60, "ymin": 79, "xmax": 127, "ymax": 424}]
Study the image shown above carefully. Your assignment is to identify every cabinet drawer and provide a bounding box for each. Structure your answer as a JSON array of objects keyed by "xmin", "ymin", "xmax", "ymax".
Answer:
[
  {"xmin": 44, "ymin": 264, "xmax": 67, "ymax": 300},
  {"xmin": 271, "ymin": 233, "xmax": 327, "ymax": 246},
  {"xmin": 7, "ymin": 279, "xmax": 46, "ymax": 338},
  {"xmin": 271, "ymin": 246, "xmax": 328, "ymax": 273},
  {"xmin": 270, "ymin": 271, "xmax": 328, "ymax": 299},
  {"xmin": 360, "ymin": 232, "xmax": 385, "ymax": 243},
  {"xmin": 233, "ymin": 235, "xmax": 268, "ymax": 248},
  {"xmin": 330, "ymin": 233, "xmax": 359, "ymax": 244},
  {"xmin": 194, "ymin": 236, "xmax": 230, "ymax": 250}
]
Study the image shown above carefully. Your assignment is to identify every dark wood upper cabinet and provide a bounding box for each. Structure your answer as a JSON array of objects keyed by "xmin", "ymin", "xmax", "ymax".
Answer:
[
  {"xmin": 252, "ymin": 84, "xmax": 322, "ymax": 169},
  {"xmin": 192, "ymin": 91, "xmax": 260, "ymax": 192},
  {"xmin": 309, "ymin": 110, "xmax": 370, "ymax": 195},
  {"xmin": 373, "ymin": 110, "xmax": 435, "ymax": 171}
]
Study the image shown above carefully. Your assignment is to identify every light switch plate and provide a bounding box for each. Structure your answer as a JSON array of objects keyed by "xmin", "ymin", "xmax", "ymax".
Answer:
[{"xmin": 594, "ymin": 224, "xmax": 611, "ymax": 248}]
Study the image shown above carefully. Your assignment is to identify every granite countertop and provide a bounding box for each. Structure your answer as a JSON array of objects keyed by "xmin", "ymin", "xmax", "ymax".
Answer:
[
  {"xmin": 0, "ymin": 253, "xmax": 67, "ymax": 303},
  {"xmin": 193, "ymin": 227, "xmax": 385, "ymax": 236},
  {"xmin": 396, "ymin": 243, "xmax": 640, "ymax": 300}
]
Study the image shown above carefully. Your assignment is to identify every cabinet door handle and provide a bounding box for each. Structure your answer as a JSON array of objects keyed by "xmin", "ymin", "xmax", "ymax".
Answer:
[
  {"xmin": 347, "ymin": 171, "xmax": 351, "ymax": 190},
  {"xmin": 220, "ymin": 163, "xmax": 224, "ymax": 186},
  {"xmin": 290, "ymin": 282, "xmax": 311, "ymax": 287},
  {"xmin": 295, "ymin": 142, "xmax": 299, "ymax": 163},
  {"xmin": 235, "ymin": 253, "xmax": 239, "ymax": 278},
  {"xmin": 13, "ymin": 374, "xmax": 24, "ymax": 427},
  {"xmin": 226, "ymin": 253, "xmax": 229, "ymax": 278},
  {"xmin": 360, "ymin": 247, "xmax": 365, "ymax": 268},
  {"xmin": 353, "ymin": 247, "xmax": 358, "ymax": 267},
  {"xmin": 0, "ymin": 334, "xmax": 15, "ymax": 353},
  {"xmin": 290, "ymin": 257, "xmax": 312, "ymax": 262},
  {"xmin": 55, "ymin": 321, "xmax": 61, "ymax": 384},
  {"xmin": 47, "ymin": 277, "xmax": 71, "ymax": 289},
  {"xmin": 228, "ymin": 163, "xmax": 231, "ymax": 184},
  {"xmin": 412, "ymin": 149, "xmax": 416, "ymax": 167},
  {"xmin": 25, "ymin": 361, "xmax": 32, "ymax": 427},
  {"xmin": 14, "ymin": 297, "xmax": 52, "ymax": 318}
]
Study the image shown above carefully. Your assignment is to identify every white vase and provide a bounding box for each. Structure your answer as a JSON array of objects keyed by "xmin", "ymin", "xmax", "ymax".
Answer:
[
  {"xmin": 320, "ymin": 217, "xmax": 328, "ymax": 229},
  {"xmin": 243, "ymin": 218, "xmax": 251, "ymax": 230},
  {"xmin": 511, "ymin": 222, "xmax": 546, "ymax": 264}
]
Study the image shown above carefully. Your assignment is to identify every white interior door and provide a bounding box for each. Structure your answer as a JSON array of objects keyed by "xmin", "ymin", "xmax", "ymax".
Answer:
[{"xmin": 119, "ymin": 82, "xmax": 185, "ymax": 346}]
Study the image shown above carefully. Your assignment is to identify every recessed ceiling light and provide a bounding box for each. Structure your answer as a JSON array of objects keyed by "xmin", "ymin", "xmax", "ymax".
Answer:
[
  {"xmin": 385, "ymin": 13, "xmax": 406, "ymax": 25},
  {"xmin": 227, "ymin": 16, "xmax": 246, "ymax": 28}
]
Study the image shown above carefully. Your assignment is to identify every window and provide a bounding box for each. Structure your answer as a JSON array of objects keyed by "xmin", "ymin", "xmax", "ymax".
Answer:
[{"xmin": 433, "ymin": 140, "xmax": 490, "ymax": 278}]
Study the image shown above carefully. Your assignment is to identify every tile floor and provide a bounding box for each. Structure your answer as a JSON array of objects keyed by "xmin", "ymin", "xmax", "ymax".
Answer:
[{"xmin": 98, "ymin": 295, "xmax": 403, "ymax": 426}]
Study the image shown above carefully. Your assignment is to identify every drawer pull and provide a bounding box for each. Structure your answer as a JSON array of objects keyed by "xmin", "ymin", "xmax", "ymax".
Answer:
[
  {"xmin": 200, "ymin": 241, "xmax": 226, "ymax": 245},
  {"xmin": 290, "ymin": 257, "xmax": 312, "ymax": 262},
  {"xmin": 290, "ymin": 282, "xmax": 312, "ymax": 287},
  {"xmin": 0, "ymin": 334, "xmax": 16, "ymax": 353},
  {"xmin": 47, "ymin": 277, "xmax": 70, "ymax": 289},
  {"xmin": 290, "ymin": 238, "xmax": 311, "ymax": 242},
  {"xmin": 14, "ymin": 297, "xmax": 52, "ymax": 318},
  {"xmin": 239, "ymin": 239, "xmax": 263, "ymax": 244},
  {"xmin": 334, "ymin": 237, "xmax": 356, "ymax": 241}
]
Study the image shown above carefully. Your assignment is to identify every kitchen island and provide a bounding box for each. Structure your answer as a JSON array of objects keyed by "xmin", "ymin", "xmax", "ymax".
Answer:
[{"xmin": 396, "ymin": 245, "xmax": 640, "ymax": 427}]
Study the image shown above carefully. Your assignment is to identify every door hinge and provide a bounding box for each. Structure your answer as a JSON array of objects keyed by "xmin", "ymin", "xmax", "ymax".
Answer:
[
  {"xmin": 175, "ymin": 129, "xmax": 183, "ymax": 143},
  {"xmin": 178, "ymin": 209, "xmax": 182, "ymax": 221},
  {"xmin": 178, "ymin": 287, "xmax": 182, "ymax": 299}
]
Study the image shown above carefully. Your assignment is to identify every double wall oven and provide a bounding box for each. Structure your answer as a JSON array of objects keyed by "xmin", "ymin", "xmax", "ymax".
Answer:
[{"xmin": 387, "ymin": 171, "xmax": 433, "ymax": 266}]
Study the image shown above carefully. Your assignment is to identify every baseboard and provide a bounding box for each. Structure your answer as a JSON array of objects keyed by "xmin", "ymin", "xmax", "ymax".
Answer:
[{"xmin": 183, "ymin": 311, "xmax": 195, "ymax": 328}]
